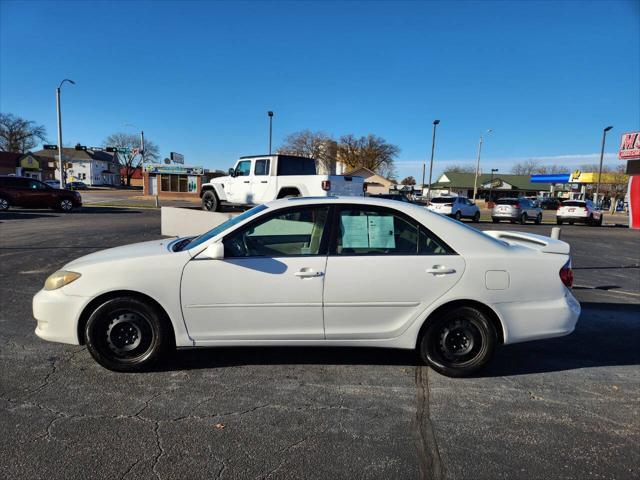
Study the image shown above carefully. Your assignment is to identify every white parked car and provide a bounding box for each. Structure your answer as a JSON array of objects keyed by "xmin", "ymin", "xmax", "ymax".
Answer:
[
  {"xmin": 33, "ymin": 197, "xmax": 580, "ymax": 377},
  {"xmin": 200, "ymin": 154, "xmax": 364, "ymax": 211},
  {"xmin": 427, "ymin": 196, "xmax": 480, "ymax": 222},
  {"xmin": 557, "ymin": 200, "xmax": 603, "ymax": 226}
]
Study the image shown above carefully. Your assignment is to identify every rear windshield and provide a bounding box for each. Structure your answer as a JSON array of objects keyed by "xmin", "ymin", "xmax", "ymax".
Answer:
[
  {"xmin": 430, "ymin": 197, "xmax": 454, "ymax": 203},
  {"xmin": 562, "ymin": 201, "xmax": 585, "ymax": 207},
  {"xmin": 496, "ymin": 199, "xmax": 519, "ymax": 205},
  {"xmin": 277, "ymin": 156, "xmax": 316, "ymax": 175}
]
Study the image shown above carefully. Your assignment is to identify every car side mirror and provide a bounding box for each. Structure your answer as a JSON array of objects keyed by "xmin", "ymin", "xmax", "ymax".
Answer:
[
  {"xmin": 202, "ymin": 242, "xmax": 224, "ymax": 260},
  {"xmin": 228, "ymin": 168, "xmax": 236, "ymax": 177}
]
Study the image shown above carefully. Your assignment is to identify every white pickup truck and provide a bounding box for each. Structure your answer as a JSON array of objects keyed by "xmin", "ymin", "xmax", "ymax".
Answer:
[{"xmin": 200, "ymin": 154, "xmax": 364, "ymax": 211}]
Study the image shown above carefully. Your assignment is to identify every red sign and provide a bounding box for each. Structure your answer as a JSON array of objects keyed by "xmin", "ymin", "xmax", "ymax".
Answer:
[{"xmin": 619, "ymin": 132, "xmax": 640, "ymax": 160}]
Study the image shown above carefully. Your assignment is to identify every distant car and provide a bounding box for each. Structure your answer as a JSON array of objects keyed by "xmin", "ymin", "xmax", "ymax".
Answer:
[
  {"xmin": 540, "ymin": 197, "xmax": 561, "ymax": 210},
  {"xmin": 66, "ymin": 181, "xmax": 88, "ymax": 190},
  {"xmin": 368, "ymin": 193, "xmax": 412, "ymax": 203},
  {"xmin": 556, "ymin": 200, "xmax": 603, "ymax": 226},
  {"xmin": 0, "ymin": 175, "xmax": 82, "ymax": 212},
  {"xmin": 44, "ymin": 180, "xmax": 61, "ymax": 189},
  {"xmin": 492, "ymin": 198, "xmax": 542, "ymax": 224},
  {"xmin": 33, "ymin": 196, "xmax": 580, "ymax": 377},
  {"xmin": 427, "ymin": 196, "xmax": 480, "ymax": 222}
]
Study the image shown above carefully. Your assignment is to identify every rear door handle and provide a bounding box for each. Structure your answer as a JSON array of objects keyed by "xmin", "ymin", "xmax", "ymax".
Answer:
[
  {"xmin": 243, "ymin": 181, "xmax": 250, "ymax": 184},
  {"xmin": 426, "ymin": 266, "xmax": 456, "ymax": 275},
  {"xmin": 260, "ymin": 181, "xmax": 268, "ymax": 184},
  {"xmin": 295, "ymin": 269, "xmax": 323, "ymax": 278}
]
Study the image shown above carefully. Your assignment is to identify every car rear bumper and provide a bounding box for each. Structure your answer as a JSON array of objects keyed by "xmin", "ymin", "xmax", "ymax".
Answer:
[
  {"xmin": 494, "ymin": 292, "xmax": 581, "ymax": 344},
  {"xmin": 557, "ymin": 215, "xmax": 589, "ymax": 222},
  {"xmin": 33, "ymin": 288, "xmax": 87, "ymax": 345}
]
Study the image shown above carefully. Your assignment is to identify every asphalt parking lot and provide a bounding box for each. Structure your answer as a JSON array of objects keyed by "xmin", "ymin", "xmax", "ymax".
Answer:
[{"xmin": 1, "ymin": 207, "xmax": 638, "ymax": 480}]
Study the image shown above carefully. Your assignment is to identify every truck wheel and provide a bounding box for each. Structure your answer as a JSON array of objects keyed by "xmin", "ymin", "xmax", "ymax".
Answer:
[{"xmin": 201, "ymin": 190, "xmax": 219, "ymax": 212}]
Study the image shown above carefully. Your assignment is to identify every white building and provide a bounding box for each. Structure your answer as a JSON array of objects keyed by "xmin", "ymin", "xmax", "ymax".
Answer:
[{"xmin": 33, "ymin": 146, "xmax": 120, "ymax": 186}]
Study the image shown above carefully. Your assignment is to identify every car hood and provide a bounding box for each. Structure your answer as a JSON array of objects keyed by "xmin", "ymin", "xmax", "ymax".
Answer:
[{"xmin": 64, "ymin": 239, "xmax": 171, "ymax": 270}]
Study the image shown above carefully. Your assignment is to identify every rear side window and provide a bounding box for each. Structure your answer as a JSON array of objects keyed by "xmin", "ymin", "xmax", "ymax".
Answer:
[
  {"xmin": 497, "ymin": 199, "xmax": 519, "ymax": 205},
  {"xmin": 254, "ymin": 159, "xmax": 270, "ymax": 176},
  {"xmin": 335, "ymin": 206, "xmax": 451, "ymax": 256},
  {"xmin": 277, "ymin": 156, "xmax": 316, "ymax": 175},
  {"xmin": 430, "ymin": 197, "xmax": 454, "ymax": 204}
]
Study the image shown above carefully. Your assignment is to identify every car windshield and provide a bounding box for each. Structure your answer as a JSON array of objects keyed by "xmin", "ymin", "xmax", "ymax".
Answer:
[
  {"xmin": 181, "ymin": 204, "xmax": 268, "ymax": 250},
  {"xmin": 430, "ymin": 197, "xmax": 454, "ymax": 203},
  {"xmin": 562, "ymin": 201, "xmax": 585, "ymax": 207},
  {"xmin": 496, "ymin": 199, "xmax": 519, "ymax": 205}
]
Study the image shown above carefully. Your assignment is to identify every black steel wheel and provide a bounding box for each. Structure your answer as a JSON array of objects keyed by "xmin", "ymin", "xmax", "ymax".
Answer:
[
  {"xmin": 419, "ymin": 306, "xmax": 497, "ymax": 377},
  {"xmin": 201, "ymin": 190, "xmax": 219, "ymax": 212},
  {"xmin": 85, "ymin": 296, "xmax": 172, "ymax": 372}
]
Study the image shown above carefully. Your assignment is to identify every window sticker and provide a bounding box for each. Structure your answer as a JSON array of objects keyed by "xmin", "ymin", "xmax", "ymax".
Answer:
[
  {"xmin": 368, "ymin": 215, "xmax": 395, "ymax": 248},
  {"xmin": 340, "ymin": 216, "xmax": 369, "ymax": 248},
  {"xmin": 341, "ymin": 214, "xmax": 396, "ymax": 249}
]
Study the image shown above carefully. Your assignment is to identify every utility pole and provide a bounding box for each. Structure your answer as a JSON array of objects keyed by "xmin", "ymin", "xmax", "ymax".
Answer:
[
  {"xmin": 595, "ymin": 125, "xmax": 613, "ymax": 206},
  {"xmin": 268, "ymin": 111, "xmax": 274, "ymax": 155},
  {"xmin": 424, "ymin": 119, "xmax": 440, "ymax": 201},
  {"xmin": 56, "ymin": 79, "xmax": 75, "ymax": 188},
  {"xmin": 473, "ymin": 129, "xmax": 492, "ymax": 200},
  {"xmin": 140, "ymin": 130, "xmax": 145, "ymax": 164}
]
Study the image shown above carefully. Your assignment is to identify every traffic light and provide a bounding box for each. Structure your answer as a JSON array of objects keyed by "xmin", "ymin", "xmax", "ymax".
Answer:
[
  {"xmin": 43, "ymin": 144, "xmax": 58, "ymax": 150},
  {"xmin": 106, "ymin": 147, "xmax": 116, "ymax": 152}
]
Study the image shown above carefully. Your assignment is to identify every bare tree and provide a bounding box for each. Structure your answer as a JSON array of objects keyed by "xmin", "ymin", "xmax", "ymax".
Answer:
[
  {"xmin": 511, "ymin": 159, "xmax": 542, "ymax": 175},
  {"xmin": 104, "ymin": 132, "xmax": 159, "ymax": 186},
  {"xmin": 277, "ymin": 130, "xmax": 337, "ymax": 174},
  {"xmin": 337, "ymin": 134, "xmax": 399, "ymax": 179},
  {"xmin": 443, "ymin": 164, "xmax": 476, "ymax": 173},
  {"xmin": 401, "ymin": 176, "xmax": 416, "ymax": 185},
  {"xmin": 0, "ymin": 113, "xmax": 48, "ymax": 153}
]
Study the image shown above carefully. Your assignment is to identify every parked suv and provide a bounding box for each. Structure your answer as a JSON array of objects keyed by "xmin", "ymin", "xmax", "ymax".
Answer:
[
  {"xmin": 491, "ymin": 197, "xmax": 542, "ymax": 224},
  {"xmin": 0, "ymin": 176, "xmax": 82, "ymax": 212},
  {"xmin": 427, "ymin": 196, "xmax": 480, "ymax": 222},
  {"xmin": 556, "ymin": 200, "xmax": 602, "ymax": 226}
]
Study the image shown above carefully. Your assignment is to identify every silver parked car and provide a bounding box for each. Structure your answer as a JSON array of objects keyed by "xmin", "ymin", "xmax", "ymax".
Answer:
[{"xmin": 491, "ymin": 197, "xmax": 543, "ymax": 224}]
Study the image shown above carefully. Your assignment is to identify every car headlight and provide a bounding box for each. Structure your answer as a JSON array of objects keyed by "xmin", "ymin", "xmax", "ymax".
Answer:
[{"xmin": 44, "ymin": 271, "xmax": 81, "ymax": 291}]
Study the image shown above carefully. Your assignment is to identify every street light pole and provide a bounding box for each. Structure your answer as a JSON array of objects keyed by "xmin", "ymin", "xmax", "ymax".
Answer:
[
  {"xmin": 473, "ymin": 129, "xmax": 492, "ymax": 200},
  {"xmin": 268, "ymin": 111, "xmax": 274, "ymax": 155},
  {"xmin": 424, "ymin": 119, "xmax": 440, "ymax": 201},
  {"xmin": 595, "ymin": 125, "xmax": 613, "ymax": 205},
  {"xmin": 56, "ymin": 79, "xmax": 75, "ymax": 188},
  {"xmin": 140, "ymin": 130, "xmax": 145, "ymax": 164}
]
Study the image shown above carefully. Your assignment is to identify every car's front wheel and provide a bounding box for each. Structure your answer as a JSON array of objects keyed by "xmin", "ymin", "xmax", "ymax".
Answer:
[
  {"xmin": 201, "ymin": 190, "xmax": 219, "ymax": 212},
  {"xmin": 519, "ymin": 213, "xmax": 527, "ymax": 224},
  {"xmin": 419, "ymin": 306, "xmax": 497, "ymax": 377},
  {"xmin": 454, "ymin": 210, "xmax": 462, "ymax": 221},
  {"xmin": 0, "ymin": 196, "xmax": 9, "ymax": 211},
  {"xmin": 535, "ymin": 213, "xmax": 542, "ymax": 225},
  {"xmin": 58, "ymin": 198, "xmax": 74, "ymax": 212},
  {"xmin": 557, "ymin": 218, "xmax": 563, "ymax": 225},
  {"xmin": 473, "ymin": 211, "xmax": 480, "ymax": 222},
  {"xmin": 84, "ymin": 296, "xmax": 172, "ymax": 372}
]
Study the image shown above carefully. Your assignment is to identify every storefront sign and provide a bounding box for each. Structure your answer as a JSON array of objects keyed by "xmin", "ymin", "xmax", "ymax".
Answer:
[
  {"xmin": 143, "ymin": 164, "xmax": 203, "ymax": 175},
  {"xmin": 170, "ymin": 152, "xmax": 185, "ymax": 164},
  {"xmin": 619, "ymin": 132, "xmax": 640, "ymax": 160}
]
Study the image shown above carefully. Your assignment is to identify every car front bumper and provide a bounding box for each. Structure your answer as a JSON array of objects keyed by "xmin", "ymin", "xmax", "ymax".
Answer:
[
  {"xmin": 33, "ymin": 288, "xmax": 88, "ymax": 345},
  {"xmin": 494, "ymin": 292, "xmax": 581, "ymax": 344}
]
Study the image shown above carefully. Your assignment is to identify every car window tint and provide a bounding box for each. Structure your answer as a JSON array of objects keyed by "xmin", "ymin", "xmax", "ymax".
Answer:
[
  {"xmin": 254, "ymin": 159, "xmax": 270, "ymax": 176},
  {"xmin": 27, "ymin": 180, "xmax": 46, "ymax": 189},
  {"xmin": 235, "ymin": 161, "xmax": 251, "ymax": 177},
  {"xmin": 224, "ymin": 206, "xmax": 330, "ymax": 257}
]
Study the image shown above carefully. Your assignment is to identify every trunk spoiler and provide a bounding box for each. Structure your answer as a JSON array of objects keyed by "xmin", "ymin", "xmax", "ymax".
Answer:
[{"xmin": 483, "ymin": 230, "xmax": 570, "ymax": 254}]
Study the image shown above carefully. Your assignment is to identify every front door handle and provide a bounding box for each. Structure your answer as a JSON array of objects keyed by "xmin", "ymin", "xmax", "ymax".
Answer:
[
  {"xmin": 294, "ymin": 269, "xmax": 324, "ymax": 278},
  {"xmin": 426, "ymin": 266, "xmax": 456, "ymax": 275},
  {"xmin": 243, "ymin": 180, "xmax": 250, "ymax": 184}
]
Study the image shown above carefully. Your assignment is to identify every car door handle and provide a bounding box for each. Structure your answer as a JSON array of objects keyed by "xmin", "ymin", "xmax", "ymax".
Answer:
[
  {"xmin": 426, "ymin": 266, "xmax": 456, "ymax": 275},
  {"xmin": 294, "ymin": 269, "xmax": 323, "ymax": 278},
  {"xmin": 260, "ymin": 181, "xmax": 268, "ymax": 184},
  {"xmin": 243, "ymin": 180, "xmax": 250, "ymax": 184}
]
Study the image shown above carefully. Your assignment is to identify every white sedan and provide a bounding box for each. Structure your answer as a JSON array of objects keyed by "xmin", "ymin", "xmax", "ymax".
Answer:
[{"xmin": 33, "ymin": 196, "xmax": 580, "ymax": 377}]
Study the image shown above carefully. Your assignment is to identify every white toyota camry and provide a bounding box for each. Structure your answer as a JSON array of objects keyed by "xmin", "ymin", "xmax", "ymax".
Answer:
[{"xmin": 33, "ymin": 196, "xmax": 580, "ymax": 377}]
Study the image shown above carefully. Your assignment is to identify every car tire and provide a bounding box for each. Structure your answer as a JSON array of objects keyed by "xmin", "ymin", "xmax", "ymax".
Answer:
[
  {"xmin": 201, "ymin": 190, "xmax": 219, "ymax": 212},
  {"xmin": 588, "ymin": 214, "xmax": 594, "ymax": 226},
  {"xmin": 419, "ymin": 306, "xmax": 497, "ymax": 378},
  {"xmin": 473, "ymin": 211, "xmax": 480, "ymax": 223},
  {"xmin": 454, "ymin": 210, "xmax": 462, "ymax": 221},
  {"xmin": 492, "ymin": 218, "xmax": 499, "ymax": 223},
  {"xmin": 568, "ymin": 221, "xmax": 574, "ymax": 225},
  {"xmin": 557, "ymin": 219, "xmax": 563, "ymax": 225},
  {"xmin": 0, "ymin": 196, "xmax": 9, "ymax": 211},
  {"xmin": 84, "ymin": 296, "xmax": 173, "ymax": 372},
  {"xmin": 519, "ymin": 213, "xmax": 527, "ymax": 224},
  {"xmin": 58, "ymin": 198, "xmax": 74, "ymax": 212},
  {"xmin": 598, "ymin": 215, "xmax": 603, "ymax": 226},
  {"xmin": 535, "ymin": 213, "xmax": 542, "ymax": 225}
]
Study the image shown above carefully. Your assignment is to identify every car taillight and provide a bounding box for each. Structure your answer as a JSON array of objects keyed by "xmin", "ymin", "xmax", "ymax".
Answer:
[
  {"xmin": 321, "ymin": 180, "xmax": 331, "ymax": 191},
  {"xmin": 559, "ymin": 260, "xmax": 574, "ymax": 289}
]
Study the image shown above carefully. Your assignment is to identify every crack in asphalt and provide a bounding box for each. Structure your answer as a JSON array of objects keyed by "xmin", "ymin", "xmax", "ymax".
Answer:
[{"xmin": 414, "ymin": 366, "xmax": 444, "ymax": 480}]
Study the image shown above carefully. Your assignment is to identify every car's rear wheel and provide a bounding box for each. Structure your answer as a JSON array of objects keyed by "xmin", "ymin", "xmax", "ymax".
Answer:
[
  {"xmin": 588, "ymin": 214, "xmax": 594, "ymax": 226},
  {"xmin": 519, "ymin": 213, "xmax": 527, "ymax": 224},
  {"xmin": 557, "ymin": 219, "xmax": 563, "ymax": 225},
  {"xmin": 58, "ymin": 198, "xmax": 74, "ymax": 212},
  {"xmin": 598, "ymin": 215, "xmax": 603, "ymax": 226},
  {"xmin": 473, "ymin": 211, "xmax": 480, "ymax": 223},
  {"xmin": 535, "ymin": 213, "xmax": 542, "ymax": 225},
  {"xmin": 419, "ymin": 306, "xmax": 497, "ymax": 377},
  {"xmin": 84, "ymin": 296, "xmax": 172, "ymax": 372},
  {"xmin": 568, "ymin": 221, "xmax": 574, "ymax": 225},
  {"xmin": 201, "ymin": 190, "xmax": 219, "ymax": 212},
  {"xmin": 492, "ymin": 218, "xmax": 499, "ymax": 223},
  {"xmin": 454, "ymin": 210, "xmax": 462, "ymax": 221},
  {"xmin": 0, "ymin": 196, "xmax": 9, "ymax": 211}
]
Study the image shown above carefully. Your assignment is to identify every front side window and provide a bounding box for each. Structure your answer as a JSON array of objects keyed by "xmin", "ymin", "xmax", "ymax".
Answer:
[
  {"xmin": 335, "ymin": 206, "xmax": 450, "ymax": 256},
  {"xmin": 235, "ymin": 161, "xmax": 252, "ymax": 177},
  {"xmin": 224, "ymin": 206, "xmax": 330, "ymax": 257},
  {"xmin": 27, "ymin": 180, "xmax": 47, "ymax": 189},
  {"xmin": 254, "ymin": 159, "xmax": 270, "ymax": 176}
]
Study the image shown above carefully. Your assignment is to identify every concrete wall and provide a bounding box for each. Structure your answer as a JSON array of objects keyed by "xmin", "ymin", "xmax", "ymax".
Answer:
[{"xmin": 161, "ymin": 207, "xmax": 239, "ymax": 237}]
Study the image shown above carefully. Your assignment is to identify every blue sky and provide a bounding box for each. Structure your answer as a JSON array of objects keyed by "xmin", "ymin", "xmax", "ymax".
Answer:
[{"xmin": 1, "ymin": 0, "xmax": 638, "ymax": 180}]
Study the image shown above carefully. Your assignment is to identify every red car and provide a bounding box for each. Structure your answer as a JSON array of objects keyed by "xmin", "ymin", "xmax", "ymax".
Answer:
[{"xmin": 0, "ymin": 176, "xmax": 82, "ymax": 212}]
